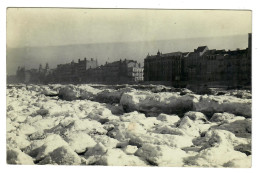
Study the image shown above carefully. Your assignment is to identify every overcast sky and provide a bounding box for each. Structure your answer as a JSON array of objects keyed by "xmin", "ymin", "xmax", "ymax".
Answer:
[{"xmin": 7, "ymin": 8, "xmax": 251, "ymax": 48}]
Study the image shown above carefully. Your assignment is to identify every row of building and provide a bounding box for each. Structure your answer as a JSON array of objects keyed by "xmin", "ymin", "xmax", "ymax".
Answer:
[
  {"xmin": 9, "ymin": 34, "xmax": 251, "ymax": 87},
  {"xmin": 144, "ymin": 34, "xmax": 252, "ymax": 87},
  {"xmin": 12, "ymin": 58, "xmax": 144, "ymax": 84}
]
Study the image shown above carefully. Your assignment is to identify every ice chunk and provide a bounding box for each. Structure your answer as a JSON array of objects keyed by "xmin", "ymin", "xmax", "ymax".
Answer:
[
  {"xmin": 36, "ymin": 108, "xmax": 49, "ymax": 116},
  {"xmin": 57, "ymin": 84, "xmax": 100, "ymax": 101},
  {"xmin": 84, "ymin": 143, "xmax": 107, "ymax": 157},
  {"xmin": 184, "ymin": 129, "xmax": 251, "ymax": 167},
  {"xmin": 39, "ymin": 146, "xmax": 82, "ymax": 165},
  {"xmin": 193, "ymin": 129, "xmax": 249, "ymax": 150},
  {"xmin": 7, "ymin": 133, "xmax": 31, "ymax": 150},
  {"xmin": 91, "ymin": 135, "xmax": 119, "ymax": 149},
  {"xmin": 98, "ymin": 148, "xmax": 147, "ymax": 166},
  {"xmin": 223, "ymin": 155, "xmax": 251, "ymax": 168},
  {"xmin": 87, "ymin": 107, "xmax": 117, "ymax": 122},
  {"xmin": 6, "ymin": 119, "xmax": 16, "ymax": 132},
  {"xmin": 213, "ymin": 119, "xmax": 251, "ymax": 138},
  {"xmin": 157, "ymin": 113, "xmax": 180, "ymax": 125},
  {"xmin": 184, "ymin": 111, "xmax": 208, "ymax": 122},
  {"xmin": 15, "ymin": 115, "xmax": 28, "ymax": 123},
  {"xmin": 138, "ymin": 117, "xmax": 161, "ymax": 130},
  {"xmin": 123, "ymin": 145, "xmax": 138, "ymax": 155},
  {"xmin": 58, "ymin": 85, "xmax": 80, "ymax": 101},
  {"xmin": 194, "ymin": 95, "xmax": 251, "ymax": 118},
  {"xmin": 120, "ymin": 91, "xmax": 197, "ymax": 115},
  {"xmin": 210, "ymin": 112, "xmax": 235, "ymax": 122},
  {"xmin": 120, "ymin": 111, "xmax": 146, "ymax": 122},
  {"xmin": 178, "ymin": 116, "xmax": 210, "ymax": 137},
  {"xmin": 129, "ymin": 133, "xmax": 193, "ymax": 148},
  {"xmin": 7, "ymin": 148, "xmax": 34, "ymax": 165},
  {"xmin": 107, "ymin": 121, "xmax": 147, "ymax": 141},
  {"xmin": 95, "ymin": 87, "xmax": 135, "ymax": 104},
  {"xmin": 36, "ymin": 134, "xmax": 69, "ymax": 161},
  {"xmin": 31, "ymin": 117, "xmax": 59, "ymax": 131},
  {"xmin": 135, "ymin": 144, "xmax": 187, "ymax": 166},
  {"xmin": 85, "ymin": 145, "xmax": 147, "ymax": 166},
  {"xmin": 153, "ymin": 125, "xmax": 185, "ymax": 135},
  {"xmin": 71, "ymin": 119, "xmax": 107, "ymax": 135},
  {"xmin": 95, "ymin": 89, "xmax": 122, "ymax": 103},
  {"xmin": 64, "ymin": 132, "xmax": 96, "ymax": 153},
  {"xmin": 184, "ymin": 145, "xmax": 247, "ymax": 167}
]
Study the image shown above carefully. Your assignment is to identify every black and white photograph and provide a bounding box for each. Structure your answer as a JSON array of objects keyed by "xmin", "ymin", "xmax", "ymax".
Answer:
[{"xmin": 5, "ymin": 7, "xmax": 253, "ymax": 168}]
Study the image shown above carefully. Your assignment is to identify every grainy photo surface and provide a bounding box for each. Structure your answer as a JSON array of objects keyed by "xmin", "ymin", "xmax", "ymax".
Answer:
[{"xmin": 6, "ymin": 8, "xmax": 252, "ymax": 167}]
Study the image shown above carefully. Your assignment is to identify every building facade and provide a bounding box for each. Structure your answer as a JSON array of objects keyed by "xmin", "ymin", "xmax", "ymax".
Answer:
[
  {"xmin": 144, "ymin": 51, "xmax": 182, "ymax": 82},
  {"xmin": 144, "ymin": 33, "xmax": 252, "ymax": 88},
  {"xmin": 87, "ymin": 59, "xmax": 144, "ymax": 83},
  {"xmin": 54, "ymin": 58, "xmax": 98, "ymax": 83}
]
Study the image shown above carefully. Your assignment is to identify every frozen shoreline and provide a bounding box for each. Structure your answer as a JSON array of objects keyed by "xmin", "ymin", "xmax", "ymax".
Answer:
[{"xmin": 6, "ymin": 84, "xmax": 252, "ymax": 167}]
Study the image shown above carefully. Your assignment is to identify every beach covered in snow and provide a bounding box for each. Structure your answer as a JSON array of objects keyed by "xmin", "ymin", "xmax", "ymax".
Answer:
[{"xmin": 6, "ymin": 84, "xmax": 252, "ymax": 167}]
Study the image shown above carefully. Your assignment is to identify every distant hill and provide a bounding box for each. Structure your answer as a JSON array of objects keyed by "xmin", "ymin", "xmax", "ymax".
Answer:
[{"xmin": 6, "ymin": 35, "xmax": 248, "ymax": 75}]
